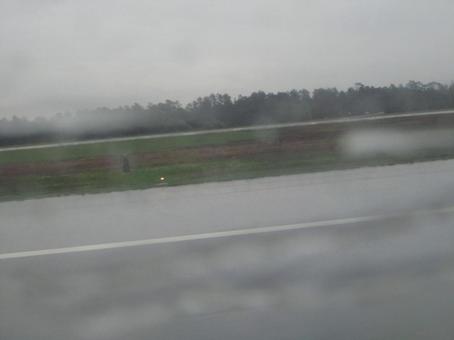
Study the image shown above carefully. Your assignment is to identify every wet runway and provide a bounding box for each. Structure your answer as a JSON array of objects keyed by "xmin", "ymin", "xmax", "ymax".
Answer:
[{"xmin": 2, "ymin": 159, "xmax": 454, "ymax": 339}]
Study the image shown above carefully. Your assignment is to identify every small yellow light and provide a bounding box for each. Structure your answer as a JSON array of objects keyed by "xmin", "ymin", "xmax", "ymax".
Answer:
[{"xmin": 160, "ymin": 177, "xmax": 165, "ymax": 181}]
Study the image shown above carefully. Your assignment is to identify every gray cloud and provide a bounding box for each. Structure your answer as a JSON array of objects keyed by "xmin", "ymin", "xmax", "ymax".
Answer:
[{"xmin": 1, "ymin": 0, "xmax": 454, "ymax": 117}]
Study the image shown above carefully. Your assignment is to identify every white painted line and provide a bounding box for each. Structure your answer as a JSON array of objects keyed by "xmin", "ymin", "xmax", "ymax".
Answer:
[
  {"xmin": 1, "ymin": 110, "xmax": 453, "ymax": 152},
  {"xmin": 1, "ymin": 206, "xmax": 454, "ymax": 261}
]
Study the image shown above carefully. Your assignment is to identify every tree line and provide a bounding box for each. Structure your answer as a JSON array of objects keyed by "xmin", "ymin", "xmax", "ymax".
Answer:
[{"xmin": 1, "ymin": 81, "xmax": 454, "ymax": 146}]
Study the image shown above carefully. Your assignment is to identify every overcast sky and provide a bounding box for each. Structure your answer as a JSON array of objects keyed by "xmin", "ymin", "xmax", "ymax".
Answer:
[{"xmin": 1, "ymin": 0, "xmax": 454, "ymax": 118}]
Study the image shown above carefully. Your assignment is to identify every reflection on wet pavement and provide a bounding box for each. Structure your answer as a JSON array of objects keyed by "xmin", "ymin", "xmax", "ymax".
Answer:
[{"xmin": 2, "ymin": 211, "xmax": 454, "ymax": 339}]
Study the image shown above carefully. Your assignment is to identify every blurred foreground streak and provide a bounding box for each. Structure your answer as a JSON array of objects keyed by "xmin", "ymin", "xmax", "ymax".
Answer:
[{"xmin": 342, "ymin": 128, "xmax": 454, "ymax": 158}]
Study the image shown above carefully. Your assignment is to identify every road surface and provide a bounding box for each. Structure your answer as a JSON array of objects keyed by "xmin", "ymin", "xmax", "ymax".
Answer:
[
  {"xmin": 1, "ymin": 109, "xmax": 453, "ymax": 152},
  {"xmin": 2, "ymin": 160, "xmax": 454, "ymax": 339}
]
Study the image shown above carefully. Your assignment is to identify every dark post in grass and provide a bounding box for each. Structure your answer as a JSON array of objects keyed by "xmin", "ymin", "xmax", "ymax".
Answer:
[{"xmin": 122, "ymin": 155, "xmax": 130, "ymax": 173}]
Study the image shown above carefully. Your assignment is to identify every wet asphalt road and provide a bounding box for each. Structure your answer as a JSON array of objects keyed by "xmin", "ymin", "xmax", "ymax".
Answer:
[{"xmin": 2, "ymin": 160, "xmax": 454, "ymax": 339}]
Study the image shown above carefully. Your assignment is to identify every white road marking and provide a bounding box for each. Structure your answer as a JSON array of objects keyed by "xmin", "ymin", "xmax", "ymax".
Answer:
[
  {"xmin": 1, "ymin": 206, "xmax": 454, "ymax": 261},
  {"xmin": 1, "ymin": 110, "xmax": 453, "ymax": 152}
]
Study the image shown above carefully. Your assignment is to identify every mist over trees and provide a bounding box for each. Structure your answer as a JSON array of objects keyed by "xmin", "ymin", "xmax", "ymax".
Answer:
[{"xmin": 1, "ymin": 81, "xmax": 454, "ymax": 146}]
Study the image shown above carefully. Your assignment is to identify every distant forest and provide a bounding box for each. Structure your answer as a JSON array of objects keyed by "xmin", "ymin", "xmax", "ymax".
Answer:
[{"xmin": 1, "ymin": 81, "xmax": 454, "ymax": 146}]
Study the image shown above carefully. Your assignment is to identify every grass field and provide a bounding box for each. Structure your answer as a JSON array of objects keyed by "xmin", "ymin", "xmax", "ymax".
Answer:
[{"xmin": 1, "ymin": 113, "xmax": 454, "ymax": 202}]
